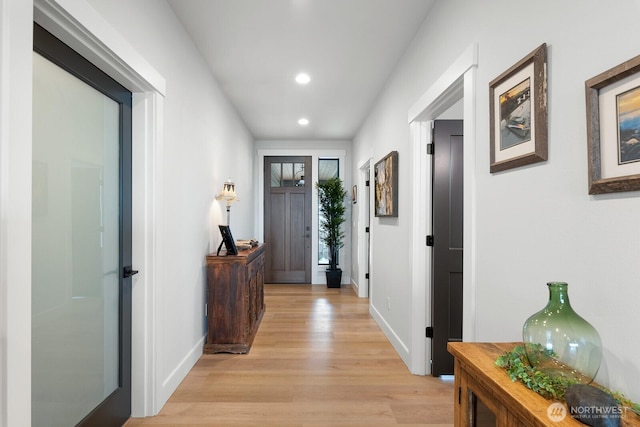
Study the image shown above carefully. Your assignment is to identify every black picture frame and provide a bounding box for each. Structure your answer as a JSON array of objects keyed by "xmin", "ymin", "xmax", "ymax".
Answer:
[
  {"xmin": 217, "ymin": 225, "xmax": 238, "ymax": 256},
  {"xmin": 374, "ymin": 151, "xmax": 398, "ymax": 217}
]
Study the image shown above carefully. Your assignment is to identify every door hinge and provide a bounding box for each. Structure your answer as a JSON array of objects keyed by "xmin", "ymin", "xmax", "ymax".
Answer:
[
  {"xmin": 427, "ymin": 143, "xmax": 434, "ymax": 155},
  {"xmin": 365, "ymin": 180, "xmax": 370, "ymax": 187},
  {"xmin": 426, "ymin": 326, "xmax": 434, "ymax": 338},
  {"xmin": 426, "ymin": 235, "xmax": 434, "ymax": 246},
  {"xmin": 365, "ymin": 226, "xmax": 370, "ymax": 233},
  {"xmin": 365, "ymin": 273, "xmax": 369, "ymax": 279},
  {"xmin": 458, "ymin": 386, "xmax": 462, "ymax": 404}
]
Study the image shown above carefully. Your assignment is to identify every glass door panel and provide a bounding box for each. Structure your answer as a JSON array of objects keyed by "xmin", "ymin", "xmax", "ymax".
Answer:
[{"xmin": 32, "ymin": 51, "xmax": 120, "ymax": 427}]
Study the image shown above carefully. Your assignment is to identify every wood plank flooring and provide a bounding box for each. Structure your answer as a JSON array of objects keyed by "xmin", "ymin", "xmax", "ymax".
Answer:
[{"xmin": 125, "ymin": 284, "xmax": 453, "ymax": 426}]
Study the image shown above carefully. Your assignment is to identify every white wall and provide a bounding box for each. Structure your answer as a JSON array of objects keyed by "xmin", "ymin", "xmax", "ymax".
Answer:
[
  {"xmin": 84, "ymin": 0, "xmax": 256, "ymax": 411},
  {"xmin": 1, "ymin": 0, "xmax": 255, "ymax": 422},
  {"xmin": 354, "ymin": 0, "xmax": 640, "ymax": 402}
]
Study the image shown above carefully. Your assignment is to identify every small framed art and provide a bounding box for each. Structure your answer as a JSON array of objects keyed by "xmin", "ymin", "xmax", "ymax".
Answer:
[
  {"xmin": 374, "ymin": 151, "xmax": 398, "ymax": 217},
  {"xmin": 585, "ymin": 54, "xmax": 640, "ymax": 194},
  {"xmin": 489, "ymin": 43, "xmax": 548, "ymax": 173}
]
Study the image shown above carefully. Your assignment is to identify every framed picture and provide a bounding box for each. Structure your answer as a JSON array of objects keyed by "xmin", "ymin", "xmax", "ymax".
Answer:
[
  {"xmin": 585, "ymin": 54, "xmax": 640, "ymax": 194},
  {"xmin": 374, "ymin": 151, "xmax": 398, "ymax": 217},
  {"xmin": 489, "ymin": 43, "xmax": 548, "ymax": 173},
  {"xmin": 217, "ymin": 225, "xmax": 238, "ymax": 256},
  {"xmin": 352, "ymin": 185, "xmax": 357, "ymax": 204}
]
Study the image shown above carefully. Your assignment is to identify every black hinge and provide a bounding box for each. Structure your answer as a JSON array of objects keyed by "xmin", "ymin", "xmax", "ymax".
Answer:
[
  {"xmin": 365, "ymin": 227, "xmax": 370, "ymax": 233},
  {"xmin": 426, "ymin": 326, "xmax": 434, "ymax": 338},
  {"xmin": 365, "ymin": 273, "xmax": 369, "ymax": 279},
  {"xmin": 458, "ymin": 386, "xmax": 462, "ymax": 404},
  {"xmin": 427, "ymin": 143, "xmax": 434, "ymax": 155},
  {"xmin": 426, "ymin": 235, "xmax": 434, "ymax": 246},
  {"xmin": 365, "ymin": 180, "xmax": 370, "ymax": 187}
]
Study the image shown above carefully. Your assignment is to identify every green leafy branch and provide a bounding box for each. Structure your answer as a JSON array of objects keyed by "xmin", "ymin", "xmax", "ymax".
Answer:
[
  {"xmin": 495, "ymin": 345, "xmax": 574, "ymax": 400},
  {"xmin": 495, "ymin": 345, "xmax": 640, "ymax": 416}
]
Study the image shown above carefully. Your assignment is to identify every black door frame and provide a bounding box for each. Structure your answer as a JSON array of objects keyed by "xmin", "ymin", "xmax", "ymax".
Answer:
[{"xmin": 33, "ymin": 23, "xmax": 133, "ymax": 426}]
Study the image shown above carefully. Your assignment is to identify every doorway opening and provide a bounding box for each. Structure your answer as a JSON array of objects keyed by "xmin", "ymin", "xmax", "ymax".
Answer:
[
  {"xmin": 355, "ymin": 160, "xmax": 372, "ymax": 298},
  {"xmin": 33, "ymin": 0, "xmax": 166, "ymax": 417},
  {"xmin": 257, "ymin": 147, "xmax": 349, "ymax": 285},
  {"xmin": 407, "ymin": 43, "xmax": 478, "ymax": 375},
  {"xmin": 32, "ymin": 23, "xmax": 132, "ymax": 426},
  {"xmin": 264, "ymin": 156, "xmax": 312, "ymax": 283}
]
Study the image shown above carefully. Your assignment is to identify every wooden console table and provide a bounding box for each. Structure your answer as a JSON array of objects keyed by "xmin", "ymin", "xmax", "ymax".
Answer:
[
  {"xmin": 448, "ymin": 342, "xmax": 640, "ymax": 427},
  {"xmin": 205, "ymin": 244, "xmax": 265, "ymax": 354}
]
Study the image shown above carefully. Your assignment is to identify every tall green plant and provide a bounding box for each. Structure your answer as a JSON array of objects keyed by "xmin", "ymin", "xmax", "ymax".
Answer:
[{"xmin": 316, "ymin": 177, "xmax": 347, "ymax": 270}]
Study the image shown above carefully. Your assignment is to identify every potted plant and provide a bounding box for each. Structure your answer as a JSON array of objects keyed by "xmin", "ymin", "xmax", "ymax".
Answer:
[{"xmin": 316, "ymin": 177, "xmax": 347, "ymax": 288}]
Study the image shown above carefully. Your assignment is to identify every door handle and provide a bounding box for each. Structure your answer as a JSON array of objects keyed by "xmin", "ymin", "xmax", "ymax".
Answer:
[{"xmin": 123, "ymin": 266, "xmax": 139, "ymax": 278}]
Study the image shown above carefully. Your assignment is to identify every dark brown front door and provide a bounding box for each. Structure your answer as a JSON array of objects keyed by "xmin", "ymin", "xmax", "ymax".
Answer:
[
  {"xmin": 431, "ymin": 120, "xmax": 464, "ymax": 376},
  {"xmin": 264, "ymin": 156, "xmax": 312, "ymax": 283}
]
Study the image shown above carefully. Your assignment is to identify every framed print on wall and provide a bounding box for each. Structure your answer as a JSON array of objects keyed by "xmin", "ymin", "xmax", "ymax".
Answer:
[
  {"xmin": 374, "ymin": 151, "xmax": 398, "ymax": 217},
  {"xmin": 489, "ymin": 43, "xmax": 548, "ymax": 173},
  {"xmin": 586, "ymin": 54, "xmax": 640, "ymax": 194}
]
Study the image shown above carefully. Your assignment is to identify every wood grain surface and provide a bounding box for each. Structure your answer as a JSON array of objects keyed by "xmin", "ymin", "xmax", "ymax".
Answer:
[{"xmin": 126, "ymin": 284, "xmax": 454, "ymax": 426}]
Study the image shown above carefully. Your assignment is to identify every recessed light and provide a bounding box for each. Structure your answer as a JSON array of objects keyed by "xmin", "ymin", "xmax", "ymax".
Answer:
[
  {"xmin": 295, "ymin": 73, "xmax": 311, "ymax": 85},
  {"xmin": 298, "ymin": 118, "xmax": 309, "ymax": 126}
]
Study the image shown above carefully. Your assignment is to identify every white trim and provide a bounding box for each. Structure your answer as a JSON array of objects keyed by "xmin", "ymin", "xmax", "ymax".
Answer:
[
  {"xmin": 1, "ymin": 3, "xmax": 8, "ymax": 423},
  {"xmin": 34, "ymin": 0, "xmax": 166, "ymax": 417},
  {"xmin": 408, "ymin": 43, "xmax": 477, "ymax": 123},
  {"xmin": 462, "ymin": 68, "xmax": 478, "ymax": 343},
  {"xmin": 158, "ymin": 336, "xmax": 204, "ymax": 408},
  {"xmin": 33, "ymin": 0, "xmax": 165, "ymax": 95},
  {"xmin": 369, "ymin": 302, "xmax": 410, "ymax": 367},
  {"xmin": 409, "ymin": 120, "xmax": 431, "ymax": 375},
  {"xmin": 131, "ymin": 91, "xmax": 164, "ymax": 416},
  {"xmin": 408, "ymin": 43, "xmax": 478, "ymax": 375},
  {"xmin": 1, "ymin": 1, "xmax": 33, "ymax": 424},
  {"xmin": 353, "ymin": 159, "xmax": 372, "ymax": 298}
]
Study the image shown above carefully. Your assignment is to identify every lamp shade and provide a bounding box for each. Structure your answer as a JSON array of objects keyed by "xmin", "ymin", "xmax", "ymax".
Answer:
[{"xmin": 216, "ymin": 178, "xmax": 239, "ymax": 205}]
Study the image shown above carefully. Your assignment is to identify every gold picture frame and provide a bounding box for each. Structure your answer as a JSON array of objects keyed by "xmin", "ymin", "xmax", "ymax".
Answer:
[{"xmin": 489, "ymin": 43, "xmax": 548, "ymax": 173}]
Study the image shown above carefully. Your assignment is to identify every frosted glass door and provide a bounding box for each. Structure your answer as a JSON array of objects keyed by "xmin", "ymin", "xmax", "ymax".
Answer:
[{"xmin": 32, "ymin": 51, "xmax": 121, "ymax": 426}]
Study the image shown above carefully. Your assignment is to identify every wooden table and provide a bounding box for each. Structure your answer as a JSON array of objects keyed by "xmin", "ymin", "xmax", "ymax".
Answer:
[
  {"xmin": 448, "ymin": 342, "xmax": 640, "ymax": 426},
  {"xmin": 204, "ymin": 244, "xmax": 265, "ymax": 354}
]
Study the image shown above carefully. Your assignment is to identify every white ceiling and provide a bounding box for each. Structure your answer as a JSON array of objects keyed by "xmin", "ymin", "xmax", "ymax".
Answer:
[{"xmin": 167, "ymin": 0, "xmax": 435, "ymax": 140}]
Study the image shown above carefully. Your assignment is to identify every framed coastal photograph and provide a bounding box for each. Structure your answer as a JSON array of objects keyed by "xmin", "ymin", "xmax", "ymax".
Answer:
[
  {"xmin": 374, "ymin": 151, "xmax": 398, "ymax": 217},
  {"xmin": 586, "ymin": 54, "xmax": 640, "ymax": 194},
  {"xmin": 489, "ymin": 43, "xmax": 548, "ymax": 173}
]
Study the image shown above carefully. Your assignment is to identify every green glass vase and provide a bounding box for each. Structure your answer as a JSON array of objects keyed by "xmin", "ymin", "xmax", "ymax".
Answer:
[{"xmin": 522, "ymin": 282, "xmax": 602, "ymax": 384}]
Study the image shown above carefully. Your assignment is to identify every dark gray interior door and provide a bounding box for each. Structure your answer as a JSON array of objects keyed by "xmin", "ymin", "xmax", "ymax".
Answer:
[
  {"xmin": 264, "ymin": 156, "xmax": 312, "ymax": 283},
  {"xmin": 431, "ymin": 119, "xmax": 463, "ymax": 376},
  {"xmin": 32, "ymin": 23, "xmax": 133, "ymax": 427}
]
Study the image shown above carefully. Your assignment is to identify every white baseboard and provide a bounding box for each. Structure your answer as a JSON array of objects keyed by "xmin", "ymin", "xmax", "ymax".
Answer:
[
  {"xmin": 368, "ymin": 303, "xmax": 411, "ymax": 368},
  {"xmin": 156, "ymin": 335, "xmax": 204, "ymax": 411}
]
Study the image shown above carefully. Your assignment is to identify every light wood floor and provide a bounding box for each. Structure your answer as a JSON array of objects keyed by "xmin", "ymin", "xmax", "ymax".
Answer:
[{"xmin": 125, "ymin": 284, "xmax": 454, "ymax": 426}]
